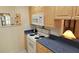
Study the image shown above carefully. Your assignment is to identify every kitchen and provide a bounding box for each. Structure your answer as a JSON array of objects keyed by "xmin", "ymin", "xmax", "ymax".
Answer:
[
  {"xmin": 0, "ymin": 6, "xmax": 79, "ymax": 53},
  {"xmin": 25, "ymin": 6, "xmax": 79, "ymax": 53}
]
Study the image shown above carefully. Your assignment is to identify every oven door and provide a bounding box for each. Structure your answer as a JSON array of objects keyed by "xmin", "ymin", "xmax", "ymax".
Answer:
[{"xmin": 27, "ymin": 37, "xmax": 36, "ymax": 53}]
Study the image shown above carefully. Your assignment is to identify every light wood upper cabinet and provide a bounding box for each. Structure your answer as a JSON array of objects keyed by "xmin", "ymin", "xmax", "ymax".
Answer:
[
  {"xmin": 71, "ymin": 6, "xmax": 79, "ymax": 19},
  {"xmin": 54, "ymin": 20, "xmax": 64, "ymax": 35},
  {"xmin": 55, "ymin": 6, "xmax": 73, "ymax": 19},
  {"xmin": 36, "ymin": 42, "xmax": 53, "ymax": 53},
  {"xmin": 29, "ymin": 6, "xmax": 44, "ymax": 25},
  {"xmin": 29, "ymin": 6, "xmax": 55, "ymax": 28},
  {"xmin": 75, "ymin": 7, "xmax": 79, "ymax": 16},
  {"xmin": 74, "ymin": 6, "xmax": 79, "ymax": 19},
  {"xmin": 31, "ymin": 6, "xmax": 44, "ymax": 14},
  {"xmin": 44, "ymin": 7, "xmax": 55, "ymax": 28},
  {"xmin": 29, "ymin": 6, "xmax": 79, "ymax": 28}
]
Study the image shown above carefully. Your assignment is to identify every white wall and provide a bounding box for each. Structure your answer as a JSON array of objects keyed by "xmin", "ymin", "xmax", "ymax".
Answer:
[
  {"xmin": 15, "ymin": 6, "xmax": 31, "ymax": 52},
  {"xmin": 0, "ymin": 6, "xmax": 16, "ymax": 24},
  {"xmin": 0, "ymin": 6, "xmax": 31, "ymax": 52},
  {"xmin": 23, "ymin": 7, "xmax": 31, "ymax": 30},
  {"xmin": 0, "ymin": 26, "xmax": 24, "ymax": 52},
  {"xmin": 15, "ymin": 6, "xmax": 31, "ymax": 30}
]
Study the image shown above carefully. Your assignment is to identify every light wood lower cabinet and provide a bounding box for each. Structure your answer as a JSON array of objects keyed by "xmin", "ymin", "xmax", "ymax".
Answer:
[{"xmin": 36, "ymin": 42, "xmax": 53, "ymax": 53}]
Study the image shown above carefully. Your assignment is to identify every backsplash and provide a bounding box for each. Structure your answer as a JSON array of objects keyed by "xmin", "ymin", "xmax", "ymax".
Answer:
[
  {"xmin": 37, "ymin": 27, "xmax": 62, "ymax": 37},
  {"xmin": 31, "ymin": 25, "xmax": 62, "ymax": 36},
  {"xmin": 50, "ymin": 28, "xmax": 61, "ymax": 36},
  {"xmin": 37, "ymin": 27, "xmax": 49, "ymax": 37}
]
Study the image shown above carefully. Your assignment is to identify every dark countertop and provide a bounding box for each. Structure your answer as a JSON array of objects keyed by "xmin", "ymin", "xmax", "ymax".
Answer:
[
  {"xmin": 24, "ymin": 30, "xmax": 79, "ymax": 53},
  {"xmin": 37, "ymin": 37, "xmax": 79, "ymax": 53}
]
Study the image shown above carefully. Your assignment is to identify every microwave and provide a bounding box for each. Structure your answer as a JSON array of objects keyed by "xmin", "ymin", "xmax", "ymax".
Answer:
[{"xmin": 32, "ymin": 13, "xmax": 44, "ymax": 26}]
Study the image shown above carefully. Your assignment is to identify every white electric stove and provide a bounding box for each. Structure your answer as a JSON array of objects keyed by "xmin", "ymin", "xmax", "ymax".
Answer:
[
  {"xmin": 27, "ymin": 33, "xmax": 39, "ymax": 53},
  {"xmin": 27, "ymin": 33, "xmax": 48, "ymax": 53}
]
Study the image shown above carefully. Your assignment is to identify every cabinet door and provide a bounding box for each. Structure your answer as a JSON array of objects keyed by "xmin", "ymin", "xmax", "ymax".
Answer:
[
  {"xmin": 44, "ymin": 7, "xmax": 55, "ymax": 28},
  {"xmin": 75, "ymin": 7, "xmax": 79, "ymax": 19},
  {"xmin": 36, "ymin": 42, "xmax": 53, "ymax": 53},
  {"xmin": 74, "ymin": 20, "xmax": 79, "ymax": 39},
  {"xmin": 29, "ymin": 7, "xmax": 44, "ymax": 25},
  {"xmin": 54, "ymin": 20, "xmax": 64, "ymax": 35},
  {"xmin": 55, "ymin": 6, "xmax": 73, "ymax": 19},
  {"xmin": 31, "ymin": 7, "xmax": 44, "ymax": 14}
]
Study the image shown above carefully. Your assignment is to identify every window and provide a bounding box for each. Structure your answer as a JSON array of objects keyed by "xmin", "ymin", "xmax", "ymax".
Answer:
[
  {"xmin": 4, "ymin": 14, "xmax": 11, "ymax": 25},
  {"xmin": 0, "ymin": 13, "xmax": 11, "ymax": 26}
]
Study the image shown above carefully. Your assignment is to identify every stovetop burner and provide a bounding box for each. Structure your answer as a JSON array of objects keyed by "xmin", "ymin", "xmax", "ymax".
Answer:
[
  {"xmin": 39, "ymin": 36, "xmax": 45, "ymax": 38},
  {"xmin": 35, "ymin": 37, "xmax": 39, "ymax": 39},
  {"xmin": 35, "ymin": 36, "xmax": 45, "ymax": 39},
  {"xmin": 30, "ymin": 33, "xmax": 36, "ymax": 36}
]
